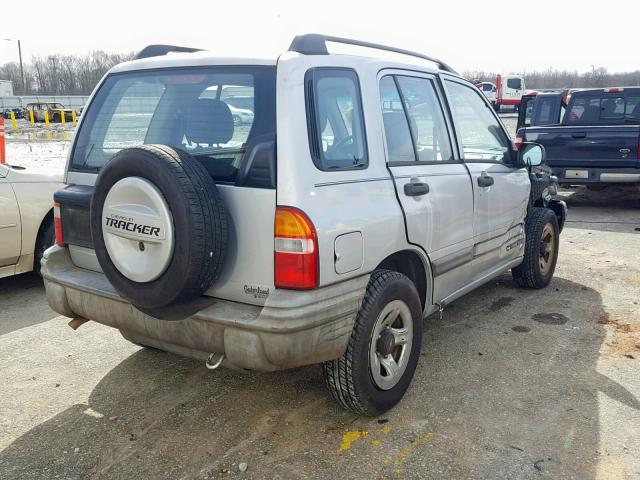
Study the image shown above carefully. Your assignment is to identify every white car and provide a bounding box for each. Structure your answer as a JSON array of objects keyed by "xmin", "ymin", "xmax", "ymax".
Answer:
[
  {"xmin": 0, "ymin": 163, "xmax": 62, "ymax": 278},
  {"xmin": 228, "ymin": 104, "xmax": 254, "ymax": 125}
]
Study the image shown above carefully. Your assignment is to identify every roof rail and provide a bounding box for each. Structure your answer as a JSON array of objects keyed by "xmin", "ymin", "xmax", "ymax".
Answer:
[
  {"xmin": 288, "ymin": 34, "xmax": 458, "ymax": 74},
  {"xmin": 134, "ymin": 44, "xmax": 203, "ymax": 60}
]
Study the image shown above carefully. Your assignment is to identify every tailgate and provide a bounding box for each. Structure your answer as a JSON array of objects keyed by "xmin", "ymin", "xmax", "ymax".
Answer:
[{"xmin": 525, "ymin": 125, "xmax": 640, "ymax": 169}]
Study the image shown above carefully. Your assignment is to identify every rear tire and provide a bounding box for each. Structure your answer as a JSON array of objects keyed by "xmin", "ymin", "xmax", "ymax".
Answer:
[
  {"xmin": 322, "ymin": 270, "xmax": 423, "ymax": 416},
  {"xmin": 512, "ymin": 208, "xmax": 559, "ymax": 289},
  {"xmin": 34, "ymin": 215, "xmax": 54, "ymax": 276}
]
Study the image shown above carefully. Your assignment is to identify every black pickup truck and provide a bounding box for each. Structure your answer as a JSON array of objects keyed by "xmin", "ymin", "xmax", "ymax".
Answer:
[{"xmin": 516, "ymin": 88, "xmax": 640, "ymax": 187}]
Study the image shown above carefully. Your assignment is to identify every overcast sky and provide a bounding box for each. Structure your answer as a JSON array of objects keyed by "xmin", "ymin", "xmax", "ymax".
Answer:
[{"xmin": 1, "ymin": 0, "xmax": 638, "ymax": 74}]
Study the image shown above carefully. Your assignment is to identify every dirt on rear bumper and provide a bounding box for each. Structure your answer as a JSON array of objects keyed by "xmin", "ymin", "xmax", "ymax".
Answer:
[{"xmin": 41, "ymin": 246, "xmax": 368, "ymax": 372}]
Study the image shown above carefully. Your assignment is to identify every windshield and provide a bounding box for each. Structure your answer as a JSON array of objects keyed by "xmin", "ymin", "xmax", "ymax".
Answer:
[{"xmin": 70, "ymin": 66, "xmax": 276, "ymax": 183}]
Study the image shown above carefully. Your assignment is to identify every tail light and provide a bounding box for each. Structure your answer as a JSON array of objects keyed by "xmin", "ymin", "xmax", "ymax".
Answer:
[
  {"xmin": 274, "ymin": 207, "xmax": 318, "ymax": 289},
  {"xmin": 53, "ymin": 201, "xmax": 64, "ymax": 246},
  {"xmin": 514, "ymin": 136, "xmax": 523, "ymax": 149}
]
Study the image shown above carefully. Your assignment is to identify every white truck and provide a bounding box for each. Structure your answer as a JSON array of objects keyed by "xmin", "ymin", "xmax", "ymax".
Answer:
[{"xmin": 495, "ymin": 74, "xmax": 525, "ymax": 112}]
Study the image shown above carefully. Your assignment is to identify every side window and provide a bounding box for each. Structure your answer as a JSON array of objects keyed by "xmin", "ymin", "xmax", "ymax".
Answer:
[
  {"xmin": 445, "ymin": 80, "xmax": 512, "ymax": 163},
  {"xmin": 379, "ymin": 76, "xmax": 415, "ymax": 163},
  {"xmin": 396, "ymin": 76, "xmax": 453, "ymax": 162},
  {"xmin": 306, "ymin": 68, "xmax": 367, "ymax": 170}
]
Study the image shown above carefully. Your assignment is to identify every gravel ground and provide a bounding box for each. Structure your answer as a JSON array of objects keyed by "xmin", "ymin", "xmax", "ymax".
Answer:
[{"xmin": 0, "ymin": 189, "xmax": 639, "ymax": 479}]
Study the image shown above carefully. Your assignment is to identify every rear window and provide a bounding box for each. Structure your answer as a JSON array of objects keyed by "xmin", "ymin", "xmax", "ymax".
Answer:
[
  {"xmin": 482, "ymin": 83, "xmax": 493, "ymax": 92},
  {"xmin": 566, "ymin": 94, "xmax": 640, "ymax": 124},
  {"xmin": 506, "ymin": 78, "xmax": 522, "ymax": 90},
  {"xmin": 70, "ymin": 66, "xmax": 276, "ymax": 184}
]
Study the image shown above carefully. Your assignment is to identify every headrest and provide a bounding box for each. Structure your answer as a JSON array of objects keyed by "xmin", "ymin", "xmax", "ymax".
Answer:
[
  {"xmin": 383, "ymin": 110, "xmax": 414, "ymax": 161},
  {"xmin": 186, "ymin": 99, "xmax": 234, "ymax": 145}
]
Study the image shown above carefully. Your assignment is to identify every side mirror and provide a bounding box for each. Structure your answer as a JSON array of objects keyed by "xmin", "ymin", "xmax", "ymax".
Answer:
[{"xmin": 518, "ymin": 142, "xmax": 545, "ymax": 167}]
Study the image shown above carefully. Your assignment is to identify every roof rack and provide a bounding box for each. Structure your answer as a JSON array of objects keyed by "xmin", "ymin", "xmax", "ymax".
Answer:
[
  {"xmin": 134, "ymin": 44, "xmax": 203, "ymax": 60},
  {"xmin": 288, "ymin": 34, "xmax": 457, "ymax": 74}
]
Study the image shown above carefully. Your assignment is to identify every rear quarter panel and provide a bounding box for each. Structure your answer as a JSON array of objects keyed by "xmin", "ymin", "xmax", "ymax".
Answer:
[{"xmin": 276, "ymin": 53, "xmax": 428, "ymax": 289}]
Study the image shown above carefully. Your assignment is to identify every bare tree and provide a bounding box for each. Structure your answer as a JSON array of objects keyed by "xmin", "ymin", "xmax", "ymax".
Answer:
[
  {"xmin": 0, "ymin": 50, "xmax": 134, "ymax": 95},
  {"xmin": 464, "ymin": 67, "xmax": 640, "ymax": 90}
]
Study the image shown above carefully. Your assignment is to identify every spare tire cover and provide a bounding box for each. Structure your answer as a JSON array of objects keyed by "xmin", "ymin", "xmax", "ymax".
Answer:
[{"xmin": 90, "ymin": 144, "xmax": 229, "ymax": 311}]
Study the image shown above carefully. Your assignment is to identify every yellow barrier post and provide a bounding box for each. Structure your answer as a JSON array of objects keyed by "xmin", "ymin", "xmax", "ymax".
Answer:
[
  {"xmin": 29, "ymin": 109, "xmax": 34, "ymax": 124},
  {"xmin": 60, "ymin": 109, "xmax": 66, "ymax": 126},
  {"xmin": 10, "ymin": 111, "xmax": 17, "ymax": 130},
  {"xmin": 44, "ymin": 110, "xmax": 50, "ymax": 128},
  {"xmin": 72, "ymin": 110, "xmax": 77, "ymax": 126}
]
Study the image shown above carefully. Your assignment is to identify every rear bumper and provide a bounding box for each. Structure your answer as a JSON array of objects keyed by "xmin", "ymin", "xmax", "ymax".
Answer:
[
  {"xmin": 42, "ymin": 246, "xmax": 368, "ymax": 372},
  {"xmin": 552, "ymin": 167, "xmax": 640, "ymax": 184}
]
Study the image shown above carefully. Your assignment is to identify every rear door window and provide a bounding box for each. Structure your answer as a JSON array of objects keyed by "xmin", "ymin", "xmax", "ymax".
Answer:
[
  {"xmin": 395, "ymin": 76, "xmax": 453, "ymax": 162},
  {"xmin": 379, "ymin": 76, "xmax": 415, "ymax": 163},
  {"xmin": 305, "ymin": 68, "xmax": 368, "ymax": 170}
]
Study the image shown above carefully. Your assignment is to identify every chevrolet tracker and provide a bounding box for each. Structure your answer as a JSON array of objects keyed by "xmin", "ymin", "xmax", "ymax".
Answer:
[{"xmin": 42, "ymin": 35, "xmax": 566, "ymax": 415}]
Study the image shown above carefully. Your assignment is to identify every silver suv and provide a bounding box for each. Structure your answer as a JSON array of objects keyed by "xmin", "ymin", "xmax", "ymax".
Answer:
[{"xmin": 43, "ymin": 35, "xmax": 567, "ymax": 415}]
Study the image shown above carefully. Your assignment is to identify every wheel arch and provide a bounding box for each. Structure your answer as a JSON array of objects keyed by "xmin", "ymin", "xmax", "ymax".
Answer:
[
  {"xmin": 375, "ymin": 249, "xmax": 433, "ymax": 313},
  {"xmin": 34, "ymin": 208, "xmax": 54, "ymax": 250}
]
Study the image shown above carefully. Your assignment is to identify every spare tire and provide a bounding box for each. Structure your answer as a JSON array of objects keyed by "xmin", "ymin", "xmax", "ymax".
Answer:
[{"xmin": 90, "ymin": 145, "xmax": 228, "ymax": 311}]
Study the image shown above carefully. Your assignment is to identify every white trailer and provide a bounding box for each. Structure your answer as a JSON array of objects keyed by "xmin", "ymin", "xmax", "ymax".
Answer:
[{"xmin": 0, "ymin": 80, "xmax": 13, "ymax": 97}]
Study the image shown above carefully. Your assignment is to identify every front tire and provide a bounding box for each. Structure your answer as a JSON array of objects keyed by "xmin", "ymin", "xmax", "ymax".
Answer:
[
  {"xmin": 322, "ymin": 270, "xmax": 423, "ymax": 416},
  {"xmin": 512, "ymin": 208, "xmax": 559, "ymax": 289}
]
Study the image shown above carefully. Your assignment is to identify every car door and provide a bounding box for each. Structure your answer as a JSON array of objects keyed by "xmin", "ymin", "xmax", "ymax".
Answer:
[
  {"xmin": 379, "ymin": 71, "xmax": 475, "ymax": 302},
  {"xmin": 0, "ymin": 168, "xmax": 21, "ymax": 270},
  {"xmin": 443, "ymin": 77, "xmax": 530, "ymax": 275}
]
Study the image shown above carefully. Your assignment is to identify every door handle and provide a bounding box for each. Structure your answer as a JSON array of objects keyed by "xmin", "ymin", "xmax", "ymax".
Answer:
[
  {"xmin": 404, "ymin": 182, "xmax": 430, "ymax": 196},
  {"xmin": 477, "ymin": 173, "xmax": 494, "ymax": 187},
  {"xmin": 571, "ymin": 132, "xmax": 587, "ymax": 139}
]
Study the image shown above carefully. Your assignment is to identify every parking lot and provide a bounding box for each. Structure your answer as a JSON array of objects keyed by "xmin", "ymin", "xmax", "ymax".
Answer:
[{"xmin": 0, "ymin": 184, "xmax": 638, "ymax": 479}]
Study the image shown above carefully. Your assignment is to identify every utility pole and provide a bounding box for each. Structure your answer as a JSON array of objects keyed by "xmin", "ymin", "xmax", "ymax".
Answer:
[{"xmin": 17, "ymin": 40, "xmax": 24, "ymax": 93}]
